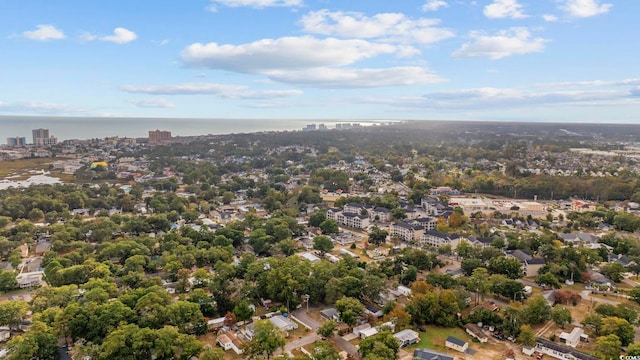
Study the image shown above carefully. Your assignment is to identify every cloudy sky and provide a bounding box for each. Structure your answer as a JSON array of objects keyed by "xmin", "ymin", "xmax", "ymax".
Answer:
[{"xmin": 1, "ymin": 0, "xmax": 638, "ymax": 122}]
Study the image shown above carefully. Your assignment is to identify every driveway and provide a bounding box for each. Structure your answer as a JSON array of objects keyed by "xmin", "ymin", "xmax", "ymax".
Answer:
[{"xmin": 580, "ymin": 290, "xmax": 621, "ymax": 305}]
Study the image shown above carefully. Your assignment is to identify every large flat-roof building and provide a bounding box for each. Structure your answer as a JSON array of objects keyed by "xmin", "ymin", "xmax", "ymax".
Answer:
[
  {"xmin": 6, "ymin": 137, "xmax": 26, "ymax": 147},
  {"xmin": 148, "ymin": 129, "xmax": 172, "ymax": 145},
  {"xmin": 32, "ymin": 128, "xmax": 57, "ymax": 146}
]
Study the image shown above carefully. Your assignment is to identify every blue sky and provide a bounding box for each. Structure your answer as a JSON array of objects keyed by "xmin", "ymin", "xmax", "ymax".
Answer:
[{"xmin": 1, "ymin": 0, "xmax": 638, "ymax": 123}]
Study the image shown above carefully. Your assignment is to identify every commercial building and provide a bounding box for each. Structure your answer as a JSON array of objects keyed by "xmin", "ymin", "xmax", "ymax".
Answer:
[
  {"xmin": 32, "ymin": 128, "xmax": 58, "ymax": 146},
  {"xmin": 148, "ymin": 129, "xmax": 172, "ymax": 145},
  {"xmin": 6, "ymin": 137, "xmax": 26, "ymax": 147}
]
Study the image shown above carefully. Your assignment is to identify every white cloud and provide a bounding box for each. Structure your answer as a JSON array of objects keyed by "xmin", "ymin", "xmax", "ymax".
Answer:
[
  {"xmin": 452, "ymin": 28, "xmax": 546, "ymax": 59},
  {"xmin": 484, "ymin": 0, "xmax": 527, "ymax": 19},
  {"xmin": 558, "ymin": 0, "xmax": 612, "ymax": 18},
  {"xmin": 265, "ymin": 66, "xmax": 445, "ymax": 88},
  {"xmin": 208, "ymin": 0, "xmax": 302, "ymax": 10},
  {"xmin": 0, "ymin": 101, "xmax": 84, "ymax": 114},
  {"xmin": 101, "ymin": 27, "xmax": 137, "ymax": 44},
  {"xmin": 356, "ymin": 87, "xmax": 637, "ymax": 109},
  {"xmin": 152, "ymin": 39, "xmax": 170, "ymax": 46},
  {"xmin": 128, "ymin": 98, "xmax": 175, "ymax": 108},
  {"xmin": 22, "ymin": 24, "xmax": 65, "ymax": 41},
  {"xmin": 536, "ymin": 78, "xmax": 640, "ymax": 88},
  {"xmin": 182, "ymin": 36, "xmax": 417, "ymax": 73},
  {"xmin": 79, "ymin": 32, "xmax": 98, "ymax": 42},
  {"xmin": 299, "ymin": 10, "xmax": 454, "ymax": 44},
  {"xmin": 542, "ymin": 14, "xmax": 559, "ymax": 22},
  {"xmin": 120, "ymin": 82, "xmax": 303, "ymax": 99},
  {"xmin": 422, "ymin": 0, "xmax": 448, "ymax": 12}
]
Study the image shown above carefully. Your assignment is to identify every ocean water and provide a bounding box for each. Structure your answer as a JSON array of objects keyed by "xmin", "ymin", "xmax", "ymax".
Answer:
[{"xmin": 0, "ymin": 116, "xmax": 389, "ymax": 141}]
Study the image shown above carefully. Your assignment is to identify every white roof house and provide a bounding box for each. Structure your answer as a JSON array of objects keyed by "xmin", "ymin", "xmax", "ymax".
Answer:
[
  {"xmin": 360, "ymin": 327, "xmax": 379, "ymax": 339},
  {"xmin": 269, "ymin": 315, "xmax": 298, "ymax": 332},
  {"xmin": 394, "ymin": 329, "xmax": 420, "ymax": 347},
  {"xmin": 559, "ymin": 327, "xmax": 584, "ymax": 348}
]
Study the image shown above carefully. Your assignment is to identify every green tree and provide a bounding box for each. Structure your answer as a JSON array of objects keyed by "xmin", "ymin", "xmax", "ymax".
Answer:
[
  {"xmin": 627, "ymin": 342, "xmax": 640, "ymax": 356},
  {"xmin": 233, "ymin": 299, "xmax": 254, "ymax": 322},
  {"xmin": 248, "ymin": 319, "xmax": 286, "ymax": 360},
  {"xmin": 0, "ymin": 270, "xmax": 18, "ymax": 292},
  {"xmin": 317, "ymin": 320, "xmax": 337, "ymax": 339},
  {"xmin": 5, "ymin": 323, "xmax": 58, "ymax": 360},
  {"xmin": 613, "ymin": 213, "xmax": 640, "ymax": 232},
  {"xmin": 488, "ymin": 256, "xmax": 523, "ymax": 279},
  {"xmin": 601, "ymin": 317, "xmax": 635, "ymax": 346},
  {"xmin": 313, "ymin": 236, "xmax": 334, "ymax": 255},
  {"xmin": 308, "ymin": 210, "xmax": 328, "ymax": 228},
  {"xmin": 358, "ymin": 331, "xmax": 400, "ymax": 360},
  {"xmin": 311, "ymin": 341, "xmax": 341, "ymax": 360},
  {"xmin": 0, "ymin": 300, "xmax": 28, "ymax": 330},
  {"xmin": 537, "ymin": 272, "xmax": 561, "ymax": 289},
  {"xmin": 600, "ymin": 262, "xmax": 626, "ymax": 283},
  {"xmin": 335, "ymin": 297, "xmax": 365, "ymax": 328},
  {"xmin": 550, "ymin": 306, "xmax": 572, "ymax": 328},
  {"xmin": 594, "ymin": 334, "xmax": 622, "ymax": 360},
  {"xmin": 517, "ymin": 324, "xmax": 536, "ymax": 347},
  {"xmin": 521, "ymin": 294, "xmax": 551, "ymax": 325},
  {"xmin": 461, "ymin": 258, "xmax": 485, "ymax": 276},
  {"xmin": 199, "ymin": 348, "xmax": 225, "ymax": 360},
  {"xmin": 319, "ymin": 219, "xmax": 339, "ymax": 234},
  {"xmin": 368, "ymin": 226, "xmax": 388, "ymax": 245}
]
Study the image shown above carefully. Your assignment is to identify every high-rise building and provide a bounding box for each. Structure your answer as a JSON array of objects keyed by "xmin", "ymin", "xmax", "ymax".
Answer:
[
  {"xmin": 32, "ymin": 128, "xmax": 49, "ymax": 143},
  {"xmin": 148, "ymin": 129, "xmax": 172, "ymax": 145},
  {"xmin": 7, "ymin": 137, "xmax": 26, "ymax": 147},
  {"xmin": 32, "ymin": 128, "xmax": 58, "ymax": 146}
]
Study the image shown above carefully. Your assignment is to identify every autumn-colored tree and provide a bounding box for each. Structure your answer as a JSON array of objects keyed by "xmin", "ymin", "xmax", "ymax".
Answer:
[
  {"xmin": 387, "ymin": 306, "xmax": 411, "ymax": 330},
  {"xmin": 224, "ymin": 312, "xmax": 237, "ymax": 327}
]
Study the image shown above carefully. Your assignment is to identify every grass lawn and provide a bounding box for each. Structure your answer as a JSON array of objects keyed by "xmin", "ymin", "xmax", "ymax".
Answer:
[
  {"xmin": 0, "ymin": 158, "xmax": 55, "ymax": 178},
  {"xmin": 412, "ymin": 325, "xmax": 471, "ymax": 352}
]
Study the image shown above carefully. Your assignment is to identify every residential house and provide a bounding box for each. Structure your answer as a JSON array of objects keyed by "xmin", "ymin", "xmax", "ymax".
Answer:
[
  {"xmin": 414, "ymin": 217, "xmax": 437, "ymax": 231},
  {"xmin": 240, "ymin": 323, "xmax": 255, "ymax": 341},
  {"xmin": 208, "ymin": 316, "xmax": 226, "ymax": 330},
  {"xmin": 507, "ymin": 249, "xmax": 545, "ymax": 277},
  {"xmin": 269, "ymin": 315, "xmax": 298, "ymax": 333},
  {"xmin": 394, "ymin": 329, "xmax": 420, "ymax": 347},
  {"xmin": 413, "ymin": 348, "xmax": 454, "ymax": 360},
  {"xmin": 360, "ymin": 327, "xmax": 379, "ymax": 339},
  {"xmin": 353, "ymin": 323, "xmax": 372, "ymax": 337},
  {"xmin": 320, "ymin": 308, "xmax": 339, "ymax": 321},
  {"xmin": 34, "ymin": 241, "xmax": 51, "ymax": 255},
  {"xmin": 608, "ymin": 253, "xmax": 631, "ymax": 266},
  {"xmin": 16, "ymin": 272, "xmax": 43, "ymax": 288},
  {"xmin": 421, "ymin": 197, "xmax": 449, "ymax": 216},
  {"xmin": 325, "ymin": 207, "xmax": 341, "ymax": 221},
  {"xmin": 445, "ymin": 268, "xmax": 465, "ymax": 278},
  {"xmin": 336, "ymin": 211, "xmax": 370, "ymax": 229},
  {"xmin": 571, "ymin": 200, "xmax": 596, "ymax": 213},
  {"xmin": 344, "ymin": 202, "xmax": 370, "ymax": 215},
  {"xmin": 331, "ymin": 232, "xmax": 360, "ymax": 245},
  {"xmin": 430, "ymin": 187, "xmax": 460, "ymax": 196},
  {"xmin": 217, "ymin": 331, "xmax": 244, "ymax": 355},
  {"xmin": 420, "ymin": 230, "xmax": 461, "ymax": 249},
  {"xmin": 391, "ymin": 221, "xmax": 424, "ymax": 242},
  {"xmin": 535, "ymin": 337, "xmax": 598, "ymax": 360},
  {"xmin": 558, "ymin": 233, "xmax": 579, "ymax": 245},
  {"xmin": 370, "ymin": 207, "xmax": 391, "ymax": 222},
  {"xmin": 0, "ymin": 327, "xmax": 10, "ymax": 342},
  {"xmin": 445, "ymin": 336, "xmax": 468, "ymax": 353},
  {"xmin": 300, "ymin": 252, "xmax": 321, "ymax": 263},
  {"xmin": 397, "ymin": 285, "xmax": 412, "ymax": 297},
  {"xmin": 559, "ymin": 327, "xmax": 584, "ymax": 348},
  {"xmin": 464, "ymin": 323, "xmax": 488, "ymax": 343},
  {"xmin": 468, "ymin": 236, "xmax": 495, "ymax": 248},
  {"xmin": 364, "ymin": 303, "xmax": 383, "ymax": 318}
]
